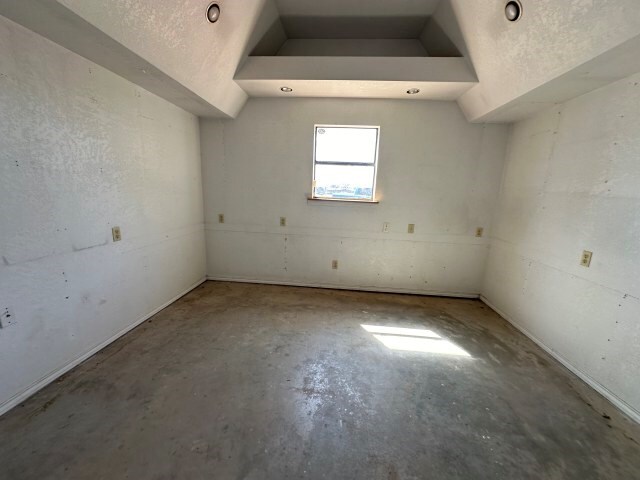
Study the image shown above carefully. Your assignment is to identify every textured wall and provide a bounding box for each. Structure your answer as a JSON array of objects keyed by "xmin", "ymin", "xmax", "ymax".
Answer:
[
  {"xmin": 0, "ymin": 17, "xmax": 206, "ymax": 412},
  {"xmin": 482, "ymin": 73, "xmax": 640, "ymax": 420},
  {"xmin": 201, "ymin": 98, "xmax": 508, "ymax": 296}
]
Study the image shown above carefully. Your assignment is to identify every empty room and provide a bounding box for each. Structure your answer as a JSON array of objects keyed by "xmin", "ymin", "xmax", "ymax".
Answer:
[{"xmin": 1, "ymin": 0, "xmax": 640, "ymax": 478}]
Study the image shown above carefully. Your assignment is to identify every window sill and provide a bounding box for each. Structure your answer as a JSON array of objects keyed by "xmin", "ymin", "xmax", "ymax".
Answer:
[{"xmin": 307, "ymin": 196, "xmax": 379, "ymax": 204}]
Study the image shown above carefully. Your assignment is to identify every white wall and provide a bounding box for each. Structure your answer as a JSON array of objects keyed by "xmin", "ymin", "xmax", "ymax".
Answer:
[
  {"xmin": 201, "ymin": 98, "xmax": 508, "ymax": 296},
  {"xmin": 0, "ymin": 17, "xmax": 206, "ymax": 413},
  {"xmin": 482, "ymin": 73, "xmax": 640, "ymax": 420}
]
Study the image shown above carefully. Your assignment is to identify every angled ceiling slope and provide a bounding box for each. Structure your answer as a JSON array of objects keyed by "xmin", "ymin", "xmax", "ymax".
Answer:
[
  {"xmin": 2, "ymin": 0, "xmax": 639, "ymax": 122},
  {"xmin": 0, "ymin": 0, "xmax": 266, "ymax": 118},
  {"xmin": 236, "ymin": 0, "xmax": 476, "ymax": 101},
  {"xmin": 449, "ymin": 0, "xmax": 640, "ymax": 123},
  {"xmin": 0, "ymin": 0, "xmax": 476, "ymax": 116}
]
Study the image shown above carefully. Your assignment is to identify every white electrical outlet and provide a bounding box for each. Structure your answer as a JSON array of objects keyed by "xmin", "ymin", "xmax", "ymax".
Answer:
[
  {"xmin": 280, "ymin": 217, "xmax": 287, "ymax": 227},
  {"xmin": 408, "ymin": 224, "xmax": 415, "ymax": 234},
  {"xmin": 332, "ymin": 260, "xmax": 338, "ymax": 270},
  {"xmin": 382, "ymin": 222, "xmax": 390, "ymax": 233},
  {"xmin": 580, "ymin": 250, "xmax": 593, "ymax": 267},
  {"xmin": 112, "ymin": 226, "xmax": 122, "ymax": 242}
]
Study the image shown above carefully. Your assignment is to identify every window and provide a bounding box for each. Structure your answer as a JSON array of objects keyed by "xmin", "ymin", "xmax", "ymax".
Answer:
[{"xmin": 312, "ymin": 125, "xmax": 380, "ymax": 202}]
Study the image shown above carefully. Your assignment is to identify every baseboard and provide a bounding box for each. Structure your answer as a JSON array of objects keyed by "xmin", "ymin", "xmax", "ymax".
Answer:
[
  {"xmin": 0, "ymin": 277, "xmax": 207, "ymax": 417},
  {"xmin": 480, "ymin": 295, "xmax": 640, "ymax": 425},
  {"xmin": 207, "ymin": 275, "xmax": 480, "ymax": 299}
]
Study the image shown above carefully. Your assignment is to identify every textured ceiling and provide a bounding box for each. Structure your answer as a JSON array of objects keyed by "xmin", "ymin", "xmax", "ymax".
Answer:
[
  {"xmin": 451, "ymin": 0, "xmax": 640, "ymax": 122},
  {"xmin": 1, "ymin": 0, "xmax": 639, "ymax": 122}
]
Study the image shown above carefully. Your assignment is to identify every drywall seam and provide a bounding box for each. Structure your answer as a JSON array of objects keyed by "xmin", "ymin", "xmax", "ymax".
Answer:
[
  {"xmin": 0, "ymin": 277, "xmax": 206, "ymax": 418},
  {"xmin": 204, "ymin": 225, "xmax": 489, "ymax": 245},
  {"xmin": 2, "ymin": 224, "xmax": 205, "ymax": 268},
  {"xmin": 488, "ymin": 238, "xmax": 638, "ymax": 301},
  {"xmin": 474, "ymin": 125, "xmax": 496, "ymax": 278},
  {"xmin": 480, "ymin": 295, "xmax": 640, "ymax": 425},
  {"xmin": 207, "ymin": 276, "xmax": 480, "ymax": 299}
]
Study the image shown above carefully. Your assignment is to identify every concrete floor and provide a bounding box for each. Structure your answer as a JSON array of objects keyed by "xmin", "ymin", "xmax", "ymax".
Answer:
[{"xmin": 1, "ymin": 281, "xmax": 639, "ymax": 479}]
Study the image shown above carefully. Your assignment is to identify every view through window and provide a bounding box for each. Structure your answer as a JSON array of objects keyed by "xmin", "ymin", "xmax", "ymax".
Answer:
[{"xmin": 312, "ymin": 125, "xmax": 380, "ymax": 201}]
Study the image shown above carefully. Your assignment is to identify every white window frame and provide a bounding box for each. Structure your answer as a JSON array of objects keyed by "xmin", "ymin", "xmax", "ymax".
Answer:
[{"xmin": 311, "ymin": 124, "xmax": 381, "ymax": 203}]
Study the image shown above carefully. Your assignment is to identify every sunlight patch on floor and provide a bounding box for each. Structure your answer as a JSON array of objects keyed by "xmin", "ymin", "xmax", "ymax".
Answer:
[{"xmin": 361, "ymin": 324, "xmax": 471, "ymax": 357}]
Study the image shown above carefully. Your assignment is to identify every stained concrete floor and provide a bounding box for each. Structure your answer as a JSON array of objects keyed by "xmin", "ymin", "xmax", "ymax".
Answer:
[{"xmin": 1, "ymin": 281, "xmax": 640, "ymax": 480}]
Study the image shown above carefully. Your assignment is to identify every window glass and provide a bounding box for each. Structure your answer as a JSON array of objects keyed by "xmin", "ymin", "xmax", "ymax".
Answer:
[{"xmin": 313, "ymin": 126, "xmax": 380, "ymax": 201}]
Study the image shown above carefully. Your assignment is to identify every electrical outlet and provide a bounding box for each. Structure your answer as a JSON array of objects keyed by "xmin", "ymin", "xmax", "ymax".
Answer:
[
  {"xmin": 332, "ymin": 260, "xmax": 339, "ymax": 270},
  {"xmin": 580, "ymin": 250, "xmax": 593, "ymax": 267},
  {"xmin": 476, "ymin": 227, "xmax": 484, "ymax": 238},
  {"xmin": 0, "ymin": 307, "xmax": 15, "ymax": 329},
  {"xmin": 112, "ymin": 226, "xmax": 122, "ymax": 242},
  {"xmin": 382, "ymin": 222, "xmax": 390, "ymax": 233},
  {"xmin": 408, "ymin": 224, "xmax": 415, "ymax": 234},
  {"xmin": 280, "ymin": 217, "xmax": 287, "ymax": 227},
  {"xmin": 218, "ymin": 214, "xmax": 224, "ymax": 224}
]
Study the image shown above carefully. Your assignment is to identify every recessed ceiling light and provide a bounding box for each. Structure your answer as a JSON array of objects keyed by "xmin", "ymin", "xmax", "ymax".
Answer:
[
  {"xmin": 206, "ymin": 3, "xmax": 221, "ymax": 23},
  {"xmin": 407, "ymin": 88, "xmax": 420, "ymax": 95},
  {"xmin": 505, "ymin": 1, "xmax": 522, "ymax": 22},
  {"xmin": 280, "ymin": 87, "xmax": 293, "ymax": 93}
]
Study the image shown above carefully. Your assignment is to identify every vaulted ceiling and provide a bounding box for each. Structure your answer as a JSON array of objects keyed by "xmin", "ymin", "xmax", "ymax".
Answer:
[{"xmin": 1, "ymin": 0, "xmax": 640, "ymax": 123}]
